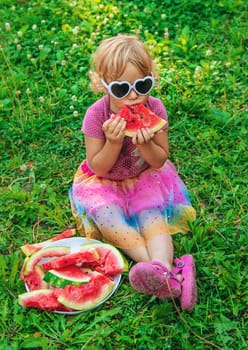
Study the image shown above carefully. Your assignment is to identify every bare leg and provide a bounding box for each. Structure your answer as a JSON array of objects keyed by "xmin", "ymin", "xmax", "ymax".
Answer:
[
  {"xmin": 138, "ymin": 208, "xmax": 174, "ymax": 270},
  {"xmin": 93, "ymin": 204, "xmax": 150, "ymax": 262}
]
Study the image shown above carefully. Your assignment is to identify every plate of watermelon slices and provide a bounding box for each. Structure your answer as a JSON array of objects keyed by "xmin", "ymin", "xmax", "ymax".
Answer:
[{"xmin": 19, "ymin": 235, "xmax": 129, "ymax": 314}]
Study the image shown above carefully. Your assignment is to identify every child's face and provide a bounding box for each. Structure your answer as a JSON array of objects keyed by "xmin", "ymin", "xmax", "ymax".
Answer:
[{"xmin": 107, "ymin": 62, "xmax": 150, "ymax": 113}]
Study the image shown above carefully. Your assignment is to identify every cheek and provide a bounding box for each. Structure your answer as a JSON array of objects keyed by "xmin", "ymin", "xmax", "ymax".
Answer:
[
  {"xmin": 109, "ymin": 96, "xmax": 125, "ymax": 113},
  {"xmin": 139, "ymin": 95, "xmax": 149, "ymax": 104}
]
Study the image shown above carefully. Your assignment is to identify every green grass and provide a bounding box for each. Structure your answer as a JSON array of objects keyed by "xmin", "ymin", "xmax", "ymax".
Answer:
[{"xmin": 0, "ymin": 0, "xmax": 247, "ymax": 349}]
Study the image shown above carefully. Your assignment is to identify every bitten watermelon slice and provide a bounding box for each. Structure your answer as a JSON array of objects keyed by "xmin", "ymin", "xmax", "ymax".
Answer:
[
  {"xmin": 41, "ymin": 246, "xmax": 99, "ymax": 271},
  {"xmin": 23, "ymin": 246, "xmax": 70, "ymax": 276},
  {"xmin": 21, "ymin": 229, "xmax": 76, "ymax": 256},
  {"xmin": 113, "ymin": 103, "xmax": 167, "ymax": 137},
  {"xmin": 81, "ymin": 243, "xmax": 129, "ymax": 276},
  {"xmin": 18, "ymin": 289, "xmax": 67, "ymax": 311},
  {"xmin": 58, "ymin": 271, "xmax": 115, "ymax": 311},
  {"xmin": 21, "ymin": 265, "xmax": 48, "ymax": 291},
  {"xmin": 43, "ymin": 266, "xmax": 91, "ymax": 288}
]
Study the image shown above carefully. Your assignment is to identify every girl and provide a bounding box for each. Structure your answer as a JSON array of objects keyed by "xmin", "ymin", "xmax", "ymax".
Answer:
[{"xmin": 70, "ymin": 34, "xmax": 197, "ymax": 310}]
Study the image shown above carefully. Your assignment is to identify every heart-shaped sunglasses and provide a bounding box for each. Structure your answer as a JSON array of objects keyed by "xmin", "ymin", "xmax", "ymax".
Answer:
[{"xmin": 101, "ymin": 75, "xmax": 155, "ymax": 99}]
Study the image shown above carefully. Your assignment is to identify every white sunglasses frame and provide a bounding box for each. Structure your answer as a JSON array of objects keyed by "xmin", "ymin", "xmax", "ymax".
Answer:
[{"xmin": 101, "ymin": 75, "xmax": 155, "ymax": 99}]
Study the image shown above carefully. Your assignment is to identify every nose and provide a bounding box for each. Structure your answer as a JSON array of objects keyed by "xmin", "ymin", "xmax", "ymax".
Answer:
[{"xmin": 128, "ymin": 88, "xmax": 138, "ymax": 99}]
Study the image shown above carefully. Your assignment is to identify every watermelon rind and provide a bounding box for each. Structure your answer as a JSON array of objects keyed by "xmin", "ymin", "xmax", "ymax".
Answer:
[
  {"xmin": 21, "ymin": 229, "xmax": 76, "ymax": 256},
  {"xmin": 58, "ymin": 272, "xmax": 115, "ymax": 311},
  {"xmin": 125, "ymin": 118, "xmax": 166, "ymax": 137},
  {"xmin": 23, "ymin": 246, "xmax": 71, "ymax": 276},
  {"xmin": 80, "ymin": 242, "xmax": 129, "ymax": 274},
  {"xmin": 18, "ymin": 289, "xmax": 62, "ymax": 310},
  {"xmin": 44, "ymin": 267, "xmax": 90, "ymax": 288}
]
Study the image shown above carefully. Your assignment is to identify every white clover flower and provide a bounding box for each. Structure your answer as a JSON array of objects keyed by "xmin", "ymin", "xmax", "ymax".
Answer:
[
  {"xmin": 5, "ymin": 23, "xmax": 11, "ymax": 30},
  {"xmin": 164, "ymin": 28, "xmax": 169, "ymax": 39},
  {"xmin": 38, "ymin": 44, "xmax": 44, "ymax": 50},
  {"xmin": 16, "ymin": 90, "xmax": 21, "ymax": 95},
  {"xmin": 69, "ymin": 105, "xmax": 74, "ymax": 110},
  {"xmin": 32, "ymin": 24, "xmax": 37, "ymax": 30},
  {"xmin": 27, "ymin": 53, "xmax": 32, "ymax": 59},
  {"xmin": 17, "ymin": 31, "xmax": 23, "ymax": 37},
  {"xmin": 205, "ymin": 49, "xmax": 212, "ymax": 57},
  {"xmin": 39, "ymin": 96, "xmax": 45, "ymax": 103},
  {"xmin": 73, "ymin": 111, "xmax": 78, "ymax": 117},
  {"xmin": 40, "ymin": 183, "xmax": 47, "ymax": 189},
  {"xmin": 71, "ymin": 95, "xmax": 77, "ymax": 101},
  {"xmin": 210, "ymin": 61, "xmax": 217, "ymax": 69},
  {"xmin": 72, "ymin": 43, "xmax": 78, "ymax": 49},
  {"xmin": 72, "ymin": 26, "xmax": 79, "ymax": 35},
  {"xmin": 61, "ymin": 60, "xmax": 67, "ymax": 66},
  {"xmin": 14, "ymin": 38, "xmax": 19, "ymax": 44},
  {"xmin": 17, "ymin": 44, "xmax": 22, "ymax": 50},
  {"xmin": 51, "ymin": 27, "xmax": 56, "ymax": 31},
  {"xmin": 161, "ymin": 14, "xmax": 166, "ymax": 19},
  {"xmin": 20, "ymin": 164, "xmax": 27, "ymax": 172},
  {"xmin": 194, "ymin": 66, "xmax": 202, "ymax": 78}
]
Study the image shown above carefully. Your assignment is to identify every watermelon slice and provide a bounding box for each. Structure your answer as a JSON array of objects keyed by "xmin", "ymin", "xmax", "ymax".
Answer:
[
  {"xmin": 41, "ymin": 246, "xmax": 99, "ymax": 271},
  {"xmin": 43, "ymin": 266, "xmax": 90, "ymax": 288},
  {"xmin": 18, "ymin": 289, "xmax": 66, "ymax": 311},
  {"xmin": 21, "ymin": 229, "xmax": 76, "ymax": 256},
  {"xmin": 58, "ymin": 271, "xmax": 115, "ymax": 311},
  {"xmin": 22, "ymin": 265, "xmax": 48, "ymax": 291},
  {"xmin": 23, "ymin": 246, "xmax": 70, "ymax": 276},
  {"xmin": 113, "ymin": 103, "xmax": 167, "ymax": 137},
  {"xmin": 81, "ymin": 243, "xmax": 129, "ymax": 276}
]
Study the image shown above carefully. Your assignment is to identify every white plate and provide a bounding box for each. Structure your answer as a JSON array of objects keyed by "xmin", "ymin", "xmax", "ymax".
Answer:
[{"xmin": 25, "ymin": 237, "xmax": 122, "ymax": 315}]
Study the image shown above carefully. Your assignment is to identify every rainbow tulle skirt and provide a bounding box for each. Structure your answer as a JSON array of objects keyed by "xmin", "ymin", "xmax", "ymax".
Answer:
[{"xmin": 69, "ymin": 160, "xmax": 196, "ymax": 249}]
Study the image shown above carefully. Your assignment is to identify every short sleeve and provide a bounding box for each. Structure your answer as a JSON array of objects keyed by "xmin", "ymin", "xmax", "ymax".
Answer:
[{"xmin": 82, "ymin": 97, "xmax": 109, "ymax": 139}]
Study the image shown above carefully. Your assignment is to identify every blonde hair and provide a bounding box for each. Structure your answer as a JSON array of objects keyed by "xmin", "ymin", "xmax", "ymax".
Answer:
[{"xmin": 89, "ymin": 34, "xmax": 154, "ymax": 93}]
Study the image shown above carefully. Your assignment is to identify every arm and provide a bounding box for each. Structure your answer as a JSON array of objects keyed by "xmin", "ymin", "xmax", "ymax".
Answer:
[
  {"xmin": 85, "ymin": 116, "xmax": 126, "ymax": 177},
  {"xmin": 133, "ymin": 128, "xmax": 169, "ymax": 169}
]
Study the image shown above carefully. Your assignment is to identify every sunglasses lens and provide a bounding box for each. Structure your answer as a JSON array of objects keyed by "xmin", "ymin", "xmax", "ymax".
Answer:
[
  {"xmin": 135, "ymin": 78, "xmax": 153, "ymax": 94},
  {"xmin": 111, "ymin": 82, "xmax": 130, "ymax": 98}
]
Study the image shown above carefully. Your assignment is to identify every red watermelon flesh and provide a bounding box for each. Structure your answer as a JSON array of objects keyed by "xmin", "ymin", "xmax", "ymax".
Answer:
[
  {"xmin": 113, "ymin": 103, "xmax": 167, "ymax": 137},
  {"xmin": 21, "ymin": 229, "xmax": 76, "ymax": 256},
  {"xmin": 58, "ymin": 271, "xmax": 115, "ymax": 310},
  {"xmin": 18, "ymin": 288, "xmax": 68, "ymax": 311},
  {"xmin": 22, "ymin": 265, "xmax": 48, "ymax": 291},
  {"xmin": 82, "ymin": 243, "xmax": 128, "ymax": 276},
  {"xmin": 41, "ymin": 248, "xmax": 99, "ymax": 271}
]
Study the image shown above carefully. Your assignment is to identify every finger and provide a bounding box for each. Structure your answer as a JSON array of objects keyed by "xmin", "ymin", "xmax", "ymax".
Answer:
[
  {"xmin": 142, "ymin": 128, "xmax": 154, "ymax": 142},
  {"xmin": 136, "ymin": 129, "xmax": 145, "ymax": 144}
]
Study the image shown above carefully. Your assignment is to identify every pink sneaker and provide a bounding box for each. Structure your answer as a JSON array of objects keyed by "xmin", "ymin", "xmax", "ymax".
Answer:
[
  {"xmin": 129, "ymin": 261, "xmax": 181, "ymax": 300},
  {"xmin": 173, "ymin": 255, "xmax": 197, "ymax": 311}
]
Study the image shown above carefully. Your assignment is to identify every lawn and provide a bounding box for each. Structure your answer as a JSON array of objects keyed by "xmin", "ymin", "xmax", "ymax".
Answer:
[{"xmin": 0, "ymin": 0, "xmax": 247, "ymax": 349}]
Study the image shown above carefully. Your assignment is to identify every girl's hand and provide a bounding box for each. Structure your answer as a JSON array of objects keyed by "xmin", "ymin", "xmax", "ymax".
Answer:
[
  {"xmin": 103, "ymin": 116, "xmax": 126, "ymax": 144},
  {"xmin": 132, "ymin": 128, "xmax": 155, "ymax": 145}
]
